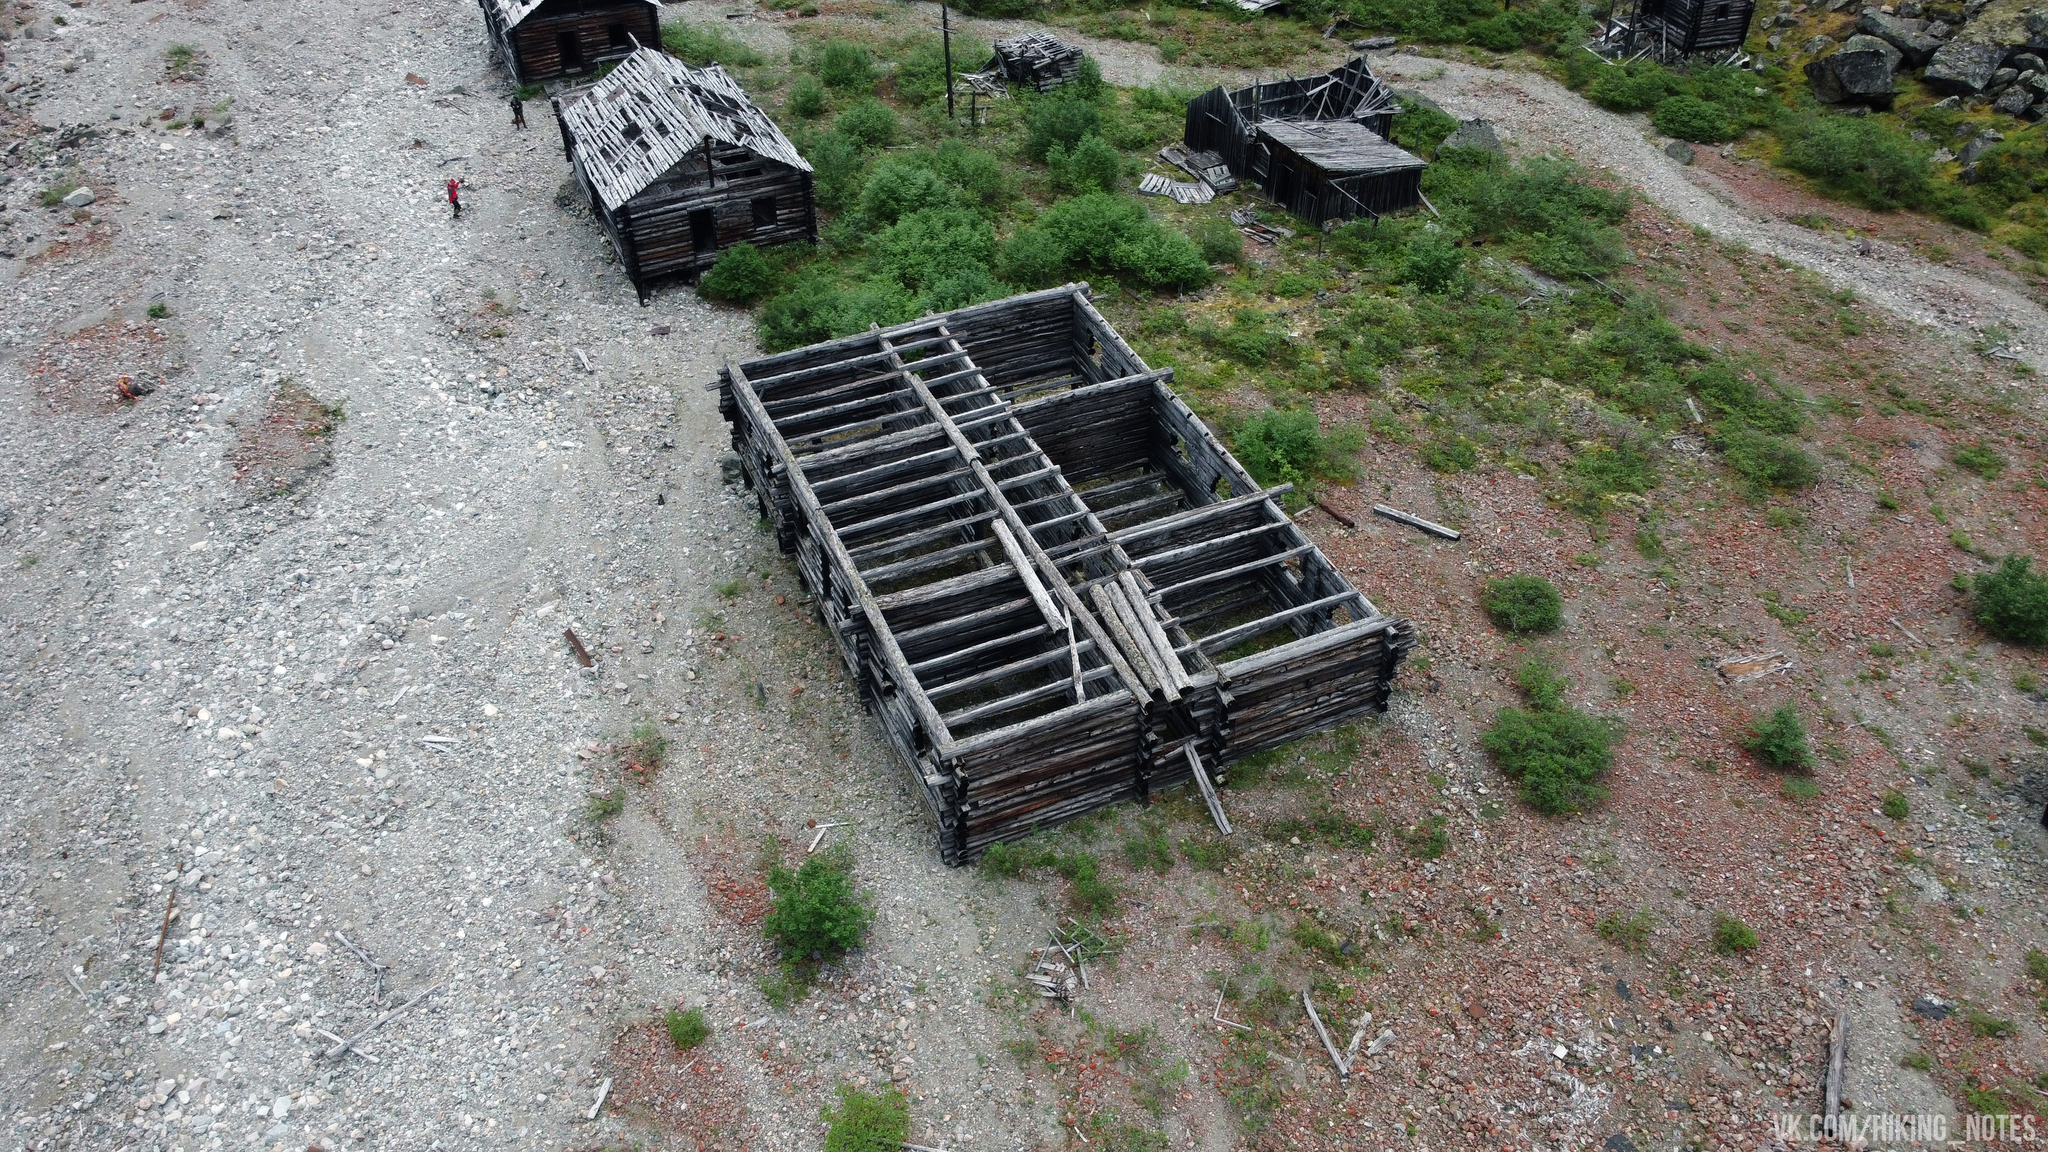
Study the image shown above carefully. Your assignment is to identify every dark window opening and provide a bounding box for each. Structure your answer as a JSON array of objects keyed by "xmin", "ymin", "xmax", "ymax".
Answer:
[
  {"xmin": 751, "ymin": 197, "xmax": 778, "ymax": 230},
  {"xmin": 607, "ymin": 23, "xmax": 631, "ymax": 49},
  {"xmin": 557, "ymin": 30, "xmax": 585, "ymax": 72},
  {"xmin": 690, "ymin": 208, "xmax": 718, "ymax": 255}
]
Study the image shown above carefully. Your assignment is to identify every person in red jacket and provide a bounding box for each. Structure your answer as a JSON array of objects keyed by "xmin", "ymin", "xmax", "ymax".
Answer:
[{"xmin": 446, "ymin": 178, "xmax": 463, "ymax": 219}]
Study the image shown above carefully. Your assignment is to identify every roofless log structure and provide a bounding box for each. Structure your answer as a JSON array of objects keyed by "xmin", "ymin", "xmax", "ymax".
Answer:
[
  {"xmin": 555, "ymin": 47, "xmax": 816, "ymax": 302},
  {"xmin": 715, "ymin": 286, "xmax": 1416, "ymax": 863},
  {"xmin": 1185, "ymin": 55, "xmax": 1426, "ymax": 224},
  {"xmin": 478, "ymin": 0, "xmax": 658, "ymax": 85}
]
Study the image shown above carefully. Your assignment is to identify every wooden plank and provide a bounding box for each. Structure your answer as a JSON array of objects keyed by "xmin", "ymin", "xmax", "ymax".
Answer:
[
  {"xmin": 992, "ymin": 520, "xmax": 1064, "ymax": 633},
  {"xmin": 1110, "ymin": 486, "xmax": 1294, "ymax": 545},
  {"xmin": 1195, "ymin": 591, "xmax": 1356, "ymax": 655},
  {"xmin": 1372, "ymin": 504, "xmax": 1462, "ymax": 540},
  {"xmin": 1185, "ymin": 742, "xmax": 1233, "ymax": 834},
  {"xmin": 1120, "ymin": 570, "xmax": 1192, "ymax": 692},
  {"xmin": 1158, "ymin": 545, "xmax": 1316, "ymax": 597}
]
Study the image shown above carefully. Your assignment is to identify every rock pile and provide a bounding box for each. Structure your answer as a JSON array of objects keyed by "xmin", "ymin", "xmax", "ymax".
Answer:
[{"xmin": 1803, "ymin": 1, "xmax": 2048, "ymax": 120}]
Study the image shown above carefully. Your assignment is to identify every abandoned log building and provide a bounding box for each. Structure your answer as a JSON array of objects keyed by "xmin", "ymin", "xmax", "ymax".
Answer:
[
  {"xmin": 1184, "ymin": 55, "xmax": 1426, "ymax": 223},
  {"xmin": 716, "ymin": 285, "xmax": 1416, "ymax": 864},
  {"xmin": 986, "ymin": 32, "xmax": 1087, "ymax": 93},
  {"xmin": 555, "ymin": 47, "xmax": 816, "ymax": 301},
  {"xmin": 1603, "ymin": 0, "xmax": 1757, "ymax": 58},
  {"xmin": 478, "ymin": 0, "xmax": 658, "ymax": 85}
]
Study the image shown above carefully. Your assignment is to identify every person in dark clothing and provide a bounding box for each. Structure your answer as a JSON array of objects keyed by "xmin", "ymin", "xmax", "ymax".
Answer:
[
  {"xmin": 446, "ymin": 178, "xmax": 462, "ymax": 219},
  {"xmin": 509, "ymin": 94, "xmax": 526, "ymax": 128}
]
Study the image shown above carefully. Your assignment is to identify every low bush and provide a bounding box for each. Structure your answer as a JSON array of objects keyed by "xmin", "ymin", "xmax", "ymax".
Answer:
[
  {"xmin": 823, "ymin": 1084, "xmax": 910, "ymax": 1152},
  {"xmin": 1973, "ymin": 554, "xmax": 2048, "ymax": 645},
  {"xmin": 1190, "ymin": 217, "xmax": 1244, "ymax": 265},
  {"xmin": 788, "ymin": 75, "xmax": 828, "ymax": 119},
  {"xmin": 759, "ymin": 272, "xmax": 918, "ymax": 351},
  {"xmin": 1391, "ymin": 96, "xmax": 1461, "ymax": 156},
  {"xmin": 814, "ymin": 39, "xmax": 876, "ymax": 92},
  {"xmin": 1688, "ymin": 361, "xmax": 1804, "ymax": 435},
  {"xmin": 871, "ymin": 206, "xmax": 996, "ymax": 292},
  {"xmin": 1778, "ymin": 112, "xmax": 1933, "ymax": 211},
  {"xmin": 1743, "ymin": 705, "xmax": 1813, "ymax": 771},
  {"xmin": 1401, "ymin": 231, "xmax": 1466, "ymax": 294},
  {"xmin": 1718, "ymin": 426, "xmax": 1819, "ymax": 493},
  {"xmin": 1712, "ymin": 913, "xmax": 1759, "ymax": 954},
  {"xmin": 1482, "ymin": 659, "xmax": 1620, "ymax": 815},
  {"xmin": 1424, "ymin": 150, "xmax": 1631, "ymax": 279},
  {"xmin": 805, "ymin": 131, "xmax": 868, "ymax": 211},
  {"xmin": 1652, "ymin": 95, "xmax": 1733, "ymax": 143},
  {"xmin": 998, "ymin": 193, "xmax": 1210, "ymax": 291},
  {"xmin": 1025, "ymin": 95, "xmax": 1102, "ymax": 160},
  {"xmin": 2026, "ymin": 948, "xmax": 2048, "ymax": 983},
  {"xmin": 1048, "ymin": 133, "xmax": 1123, "ymax": 194},
  {"xmin": 834, "ymin": 99, "xmax": 899, "ymax": 150},
  {"xmin": 1482, "ymin": 575, "xmax": 1563, "ymax": 633},
  {"xmin": 1566, "ymin": 435, "xmax": 1658, "ymax": 511},
  {"xmin": 1954, "ymin": 442, "xmax": 2007, "ymax": 479},
  {"xmin": 763, "ymin": 844, "xmax": 875, "ymax": 962},
  {"xmin": 1881, "ymin": 790, "xmax": 1910, "ymax": 820},
  {"xmin": 1967, "ymin": 1008, "xmax": 2017, "ymax": 1038},
  {"xmin": 660, "ymin": 21, "xmax": 767, "ymax": 67},
  {"xmin": 1232, "ymin": 407, "xmax": 1358, "ymax": 490},
  {"xmin": 893, "ymin": 37, "xmax": 953, "ymax": 107},
  {"xmin": 1586, "ymin": 59, "xmax": 1676, "ymax": 112},
  {"xmin": 664, "ymin": 1006, "xmax": 711, "ymax": 1049},
  {"xmin": 698, "ymin": 242, "xmax": 778, "ymax": 304}
]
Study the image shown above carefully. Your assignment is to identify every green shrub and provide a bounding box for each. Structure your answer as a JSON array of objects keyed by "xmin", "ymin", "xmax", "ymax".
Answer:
[
  {"xmin": 856, "ymin": 158, "xmax": 956, "ymax": 226},
  {"xmin": 1688, "ymin": 361, "xmax": 1804, "ymax": 435},
  {"xmin": 1651, "ymin": 95, "xmax": 1733, "ymax": 143},
  {"xmin": 1482, "ymin": 660, "xmax": 1618, "ymax": 816},
  {"xmin": 2026, "ymin": 948, "xmax": 2048, "ymax": 983},
  {"xmin": 661, "ymin": 21, "xmax": 767, "ymax": 67},
  {"xmin": 1596, "ymin": 908, "xmax": 1655, "ymax": 953},
  {"xmin": 1954, "ymin": 442, "xmax": 2006, "ymax": 479},
  {"xmin": 1587, "ymin": 60, "xmax": 1676, "ymax": 112},
  {"xmin": 1053, "ymin": 850, "xmax": 1119, "ymax": 917},
  {"xmin": 762, "ymin": 845, "xmax": 875, "ymax": 962},
  {"xmin": 1974, "ymin": 555, "xmax": 2048, "ymax": 645},
  {"xmin": 587, "ymin": 785, "xmax": 625, "ymax": 820},
  {"xmin": 834, "ymin": 99, "xmax": 898, "ymax": 150},
  {"xmin": 1232, "ymin": 408, "xmax": 1358, "ymax": 489},
  {"xmin": 956, "ymin": 0, "xmax": 1044, "ymax": 16},
  {"xmin": 1402, "ymin": 231, "xmax": 1466, "ymax": 294},
  {"xmin": 1781, "ymin": 774, "xmax": 1821, "ymax": 801},
  {"xmin": 759, "ymin": 272, "xmax": 918, "ymax": 351},
  {"xmin": 1881, "ymin": 790, "xmax": 1909, "ymax": 820},
  {"xmin": 664, "ymin": 1006, "xmax": 711, "ymax": 1049},
  {"xmin": 814, "ymin": 39, "xmax": 876, "ymax": 92},
  {"xmin": 698, "ymin": 242, "xmax": 779, "ymax": 304},
  {"xmin": 893, "ymin": 37, "xmax": 954, "ymax": 107},
  {"xmin": 1422, "ymin": 150, "xmax": 1630, "ymax": 278},
  {"xmin": 789, "ymin": 75, "xmax": 828, "ymax": 119},
  {"xmin": 1566, "ymin": 436, "xmax": 1658, "ymax": 511},
  {"xmin": 1048, "ymin": 133, "xmax": 1123, "ymax": 194},
  {"xmin": 823, "ymin": 1084, "xmax": 910, "ymax": 1152},
  {"xmin": 998, "ymin": 193, "xmax": 1210, "ymax": 291},
  {"xmin": 1481, "ymin": 575, "xmax": 1563, "ymax": 633},
  {"xmin": 1423, "ymin": 435, "xmax": 1478, "ymax": 473},
  {"xmin": 1968, "ymin": 1009, "xmax": 2017, "ymax": 1038},
  {"xmin": 806, "ymin": 131, "xmax": 868, "ymax": 211},
  {"xmin": 1025, "ymin": 96, "xmax": 1101, "ymax": 160},
  {"xmin": 1718, "ymin": 426, "xmax": 1818, "ymax": 493},
  {"xmin": 978, "ymin": 840, "xmax": 1035, "ymax": 878},
  {"xmin": 1743, "ymin": 705, "xmax": 1813, "ymax": 772},
  {"xmin": 1779, "ymin": 112, "xmax": 1933, "ymax": 211},
  {"xmin": 1391, "ymin": 96, "xmax": 1461, "ymax": 156},
  {"xmin": 1901, "ymin": 1051, "xmax": 1934, "ymax": 1071},
  {"xmin": 1712, "ymin": 913, "xmax": 1759, "ymax": 954},
  {"xmin": 1190, "ymin": 217, "xmax": 1244, "ymax": 265},
  {"xmin": 872, "ymin": 206, "xmax": 996, "ymax": 293},
  {"xmin": 1122, "ymin": 824, "xmax": 1174, "ymax": 874},
  {"xmin": 147, "ymin": 301, "xmax": 171, "ymax": 320}
]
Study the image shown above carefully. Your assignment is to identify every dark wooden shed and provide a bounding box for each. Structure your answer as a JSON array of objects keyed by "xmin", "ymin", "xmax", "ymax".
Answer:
[
  {"xmin": 1184, "ymin": 55, "xmax": 1426, "ymax": 224},
  {"xmin": 555, "ymin": 47, "xmax": 816, "ymax": 302},
  {"xmin": 479, "ymin": 0, "xmax": 659, "ymax": 85},
  {"xmin": 1608, "ymin": 0, "xmax": 1756, "ymax": 57}
]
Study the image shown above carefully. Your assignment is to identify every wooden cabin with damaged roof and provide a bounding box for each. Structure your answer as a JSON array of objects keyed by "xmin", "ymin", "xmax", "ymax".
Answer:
[
  {"xmin": 478, "ymin": 0, "xmax": 659, "ymax": 85},
  {"xmin": 553, "ymin": 46, "xmax": 816, "ymax": 302},
  {"xmin": 1184, "ymin": 55, "xmax": 1426, "ymax": 224}
]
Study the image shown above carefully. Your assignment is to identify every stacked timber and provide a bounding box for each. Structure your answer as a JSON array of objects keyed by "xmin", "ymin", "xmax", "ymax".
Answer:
[
  {"xmin": 715, "ymin": 285, "xmax": 1415, "ymax": 863},
  {"xmin": 987, "ymin": 32, "xmax": 1088, "ymax": 93}
]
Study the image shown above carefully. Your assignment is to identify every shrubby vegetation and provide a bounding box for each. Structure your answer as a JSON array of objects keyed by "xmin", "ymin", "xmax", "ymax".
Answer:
[
  {"xmin": 1973, "ymin": 555, "xmax": 2048, "ymax": 645},
  {"xmin": 1230, "ymin": 408, "xmax": 1361, "ymax": 491},
  {"xmin": 763, "ymin": 844, "xmax": 874, "ymax": 966},
  {"xmin": 1482, "ymin": 659, "xmax": 1621, "ymax": 815},
  {"xmin": 1742, "ymin": 705, "xmax": 1813, "ymax": 771},
  {"xmin": 1482, "ymin": 575, "xmax": 1563, "ymax": 633},
  {"xmin": 823, "ymin": 1085, "xmax": 910, "ymax": 1152},
  {"xmin": 661, "ymin": 21, "xmax": 767, "ymax": 68}
]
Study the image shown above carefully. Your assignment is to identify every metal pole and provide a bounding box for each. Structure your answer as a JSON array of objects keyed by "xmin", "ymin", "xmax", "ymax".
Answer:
[{"xmin": 942, "ymin": 2, "xmax": 956, "ymax": 121}]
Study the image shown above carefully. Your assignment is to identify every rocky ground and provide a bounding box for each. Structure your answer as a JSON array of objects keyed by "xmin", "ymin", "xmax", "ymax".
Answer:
[{"xmin": 4, "ymin": 2, "xmax": 2048, "ymax": 1152}]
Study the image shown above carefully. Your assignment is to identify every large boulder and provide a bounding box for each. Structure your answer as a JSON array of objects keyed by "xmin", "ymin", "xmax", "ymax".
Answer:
[
  {"xmin": 1856, "ymin": 10, "xmax": 1944, "ymax": 65},
  {"xmin": 1439, "ymin": 118, "xmax": 1505, "ymax": 154},
  {"xmin": 1923, "ymin": 38, "xmax": 2010, "ymax": 93},
  {"xmin": 1805, "ymin": 34, "xmax": 1903, "ymax": 106}
]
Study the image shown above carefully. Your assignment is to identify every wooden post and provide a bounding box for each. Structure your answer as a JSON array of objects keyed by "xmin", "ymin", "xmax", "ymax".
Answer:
[
  {"xmin": 942, "ymin": 3, "xmax": 956, "ymax": 121},
  {"xmin": 1824, "ymin": 1007, "xmax": 1847, "ymax": 1136}
]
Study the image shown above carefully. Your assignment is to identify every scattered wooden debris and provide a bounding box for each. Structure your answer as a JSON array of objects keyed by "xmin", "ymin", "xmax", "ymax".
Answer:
[
  {"xmin": 1372, "ymin": 504, "xmax": 1461, "ymax": 540},
  {"xmin": 152, "ymin": 862, "xmax": 184, "ymax": 982},
  {"xmin": 322, "ymin": 978, "xmax": 446, "ymax": 1061},
  {"xmin": 589, "ymin": 1075, "xmax": 613, "ymax": 1121},
  {"xmin": 563, "ymin": 627, "xmax": 595, "ymax": 668},
  {"xmin": 715, "ymin": 286, "xmax": 1415, "ymax": 863},
  {"xmin": 1229, "ymin": 205, "xmax": 1296, "ymax": 244},
  {"xmin": 1157, "ymin": 145, "xmax": 1239, "ymax": 193},
  {"xmin": 1717, "ymin": 650, "xmax": 1793, "ymax": 684},
  {"xmin": 332, "ymin": 930, "xmax": 390, "ymax": 1002},
  {"xmin": 1304, "ymin": 992, "xmax": 1350, "ymax": 1080},
  {"xmin": 1137, "ymin": 172, "xmax": 1216, "ymax": 204},
  {"xmin": 1211, "ymin": 983, "xmax": 1252, "ymax": 1031},
  {"xmin": 1185, "ymin": 743, "xmax": 1233, "ymax": 835},
  {"xmin": 1888, "ymin": 616, "xmax": 1928, "ymax": 648},
  {"xmin": 986, "ymin": 31, "xmax": 1086, "ymax": 92},
  {"xmin": 1824, "ymin": 1007, "xmax": 1847, "ymax": 1131},
  {"xmin": 1312, "ymin": 496, "xmax": 1358, "ymax": 528}
]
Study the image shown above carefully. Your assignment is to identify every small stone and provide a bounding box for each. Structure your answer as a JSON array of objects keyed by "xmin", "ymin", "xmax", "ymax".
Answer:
[
  {"xmin": 483, "ymin": 703, "xmax": 499, "ymax": 716},
  {"xmin": 1664, "ymin": 139, "xmax": 1696, "ymax": 164},
  {"xmin": 61, "ymin": 187, "xmax": 95, "ymax": 208},
  {"xmin": 272, "ymin": 1096, "xmax": 291, "ymax": 1120}
]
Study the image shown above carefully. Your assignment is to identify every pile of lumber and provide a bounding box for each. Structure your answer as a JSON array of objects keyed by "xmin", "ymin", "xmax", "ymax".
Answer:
[
  {"xmin": 714, "ymin": 285, "xmax": 1414, "ymax": 863},
  {"xmin": 987, "ymin": 31, "xmax": 1087, "ymax": 93}
]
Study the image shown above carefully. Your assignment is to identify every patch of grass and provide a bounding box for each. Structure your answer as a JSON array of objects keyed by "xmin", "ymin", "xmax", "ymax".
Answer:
[
  {"xmin": 1954, "ymin": 442, "xmax": 2007, "ymax": 480},
  {"xmin": 1719, "ymin": 426, "xmax": 1819, "ymax": 494},
  {"xmin": 813, "ymin": 39, "xmax": 877, "ymax": 92},
  {"xmin": 973, "ymin": 839, "xmax": 1118, "ymax": 916},
  {"xmin": 1973, "ymin": 555, "xmax": 2048, "ymax": 646},
  {"xmin": 621, "ymin": 722, "xmax": 668, "ymax": 781},
  {"xmin": 1712, "ymin": 913, "xmax": 1759, "ymax": 954},
  {"xmin": 822, "ymin": 1084, "xmax": 909, "ymax": 1152},
  {"xmin": 977, "ymin": 839, "xmax": 1036, "ymax": 878},
  {"xmin": 1781, "ymin": 775, "xmax": 1821, "ymax": 801},
  {"xmin": 1968, "ymin": 1009, "xmax": 2018, "ymax": 1038},
  {"xmin": 664, "ymin": 1006, "xmax": 711, "ymax": 1050},
  {"xmin": 1901, "ymin": 1050, "xmax": 1934, "ymax": 1071},
  {"xmin": 660, "ymin": 21, "xmax": 766, "ymax": 67},
  {"xmin": 1122, "ymin": 822, "xmax": 1173, "ymax": 875},
  {"xmin": 38, "ymin": 173, "xmax": 82, "ymax": 208},
  {"xmin": 1881, "ymin": 790, "xmax": 1910, "ymax": 820},
  {"xmin": 164, "ymin": 43, "xmax": 200, "ymax": 78},
  {"xmin": 1596, "ymin": 907, "xmax": 1656, "ymax": 953},
  {"xmin": 1482, "ymin": 659, "xmax": 1620, "ymax": 816},
  {"xmin": 147, "ymin": 301, "xmax": 170, "ymax": 320},
  {"xmin": 1743, "ymin": 705, "xmax": 1814, "ymax": 772},
  {"xmin": 715, "ymin": 579, "xmax": 744, "ymax": 599},
  {"xmin": 1177, "ymin": 833, "xmax": 1240, "ymax": 872},
  {"xmin": 2027, "ymin": 948, "xmax": 2048, "ymax": 984},
  {"xmin": 1399, "ymin": 816, "xmax": 1449, "ymax": 860},
  {"xmin": 587, "ymin": 786, "xmax": 625, "ymax": 821},
  {"xmin": 1481, "ymin": 574, "xmax": 1563, "ymax": 634}
]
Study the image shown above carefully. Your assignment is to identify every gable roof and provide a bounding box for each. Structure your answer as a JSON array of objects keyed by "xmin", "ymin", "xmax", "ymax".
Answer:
[
  {"xmin": 1255, "ymin": 120, "xmax": 1425, "ymax": 176},
  {"xmin": 560, "ymin": 47, "xmax": 810, "ymax": 212},
  {"xmin": 489, "ymin": 0, "xmax": 657, "ymax": 31}
]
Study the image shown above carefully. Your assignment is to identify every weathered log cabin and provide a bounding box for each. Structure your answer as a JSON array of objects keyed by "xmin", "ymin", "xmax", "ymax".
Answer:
[
  {"xmin": 555, "ymin": 47, "xmax": 816, "ymax": 302},
  {"xmin": 478, "ymin": 0, "xmax": 659, "ymax": 85},
  {"xmin": 1617, "ymin": 0, "xmax": 1757, "ymax": 56},
  {"xmin": 987, "ymin": 32, "xmax": 1087, "ymax": 93},
  {"xmin": 1184, "ymin": 55, "xmax": 1427, "ymax": 224},
  {"xmin": 715, "ymin": 285, "xmax": 1416, "ymax": 864}
]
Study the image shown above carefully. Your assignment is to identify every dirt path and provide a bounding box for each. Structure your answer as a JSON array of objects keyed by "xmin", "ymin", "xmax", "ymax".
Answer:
[{"xmin": 1373, "ymin": 52, "xmax": 2048, "ymax": 370}]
